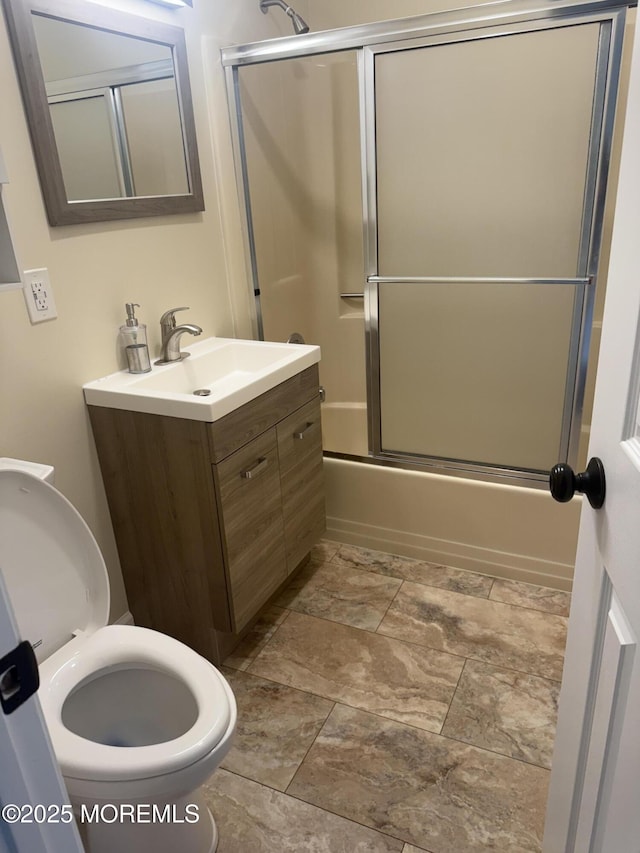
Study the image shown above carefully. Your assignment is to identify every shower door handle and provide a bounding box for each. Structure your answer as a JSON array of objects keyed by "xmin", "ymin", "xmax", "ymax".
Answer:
[{"xmin": 549, "ymin": 457, "xmax": 606, "ymax": 509}]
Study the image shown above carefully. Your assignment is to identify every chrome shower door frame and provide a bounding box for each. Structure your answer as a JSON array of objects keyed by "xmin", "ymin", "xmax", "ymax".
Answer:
[
  {"xmin": 362, "ymin": 8, "xmax": 626, "ymax": 485},
  {"xmin": 222, "ymin": 0, "xmax": 629, "ymax": 486}
]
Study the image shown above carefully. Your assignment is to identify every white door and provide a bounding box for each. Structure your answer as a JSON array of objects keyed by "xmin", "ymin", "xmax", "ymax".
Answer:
[
  {"xmin": 0, "ymin": 569, "xmax": 83, "ymax": 853},
  {"xmin": 543, "ymin": 12, "xmax": 640, "ymax": 853}
]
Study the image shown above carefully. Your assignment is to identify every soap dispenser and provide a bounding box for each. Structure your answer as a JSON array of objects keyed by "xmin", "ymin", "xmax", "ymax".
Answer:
[{"xmin": 120, "ymin": 303, "xmax": 151, "ymax": 374}]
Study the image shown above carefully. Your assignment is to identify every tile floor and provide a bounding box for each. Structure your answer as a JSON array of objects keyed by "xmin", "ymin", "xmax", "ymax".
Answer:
[{"xmin": 203, "ymin": 541, "xmax": 570, "ymax": 852}]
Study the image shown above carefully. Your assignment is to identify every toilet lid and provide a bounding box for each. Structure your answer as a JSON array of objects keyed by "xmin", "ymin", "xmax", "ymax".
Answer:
[{"xmin": 0, "ymin": 470, "xmax": 109, "ymax": 663}]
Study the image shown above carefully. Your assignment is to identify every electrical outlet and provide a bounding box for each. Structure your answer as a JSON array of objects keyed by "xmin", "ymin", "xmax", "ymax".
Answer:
[{"xmin": 23, "ymin": 268, "xmax": 57, "ymax": 323}]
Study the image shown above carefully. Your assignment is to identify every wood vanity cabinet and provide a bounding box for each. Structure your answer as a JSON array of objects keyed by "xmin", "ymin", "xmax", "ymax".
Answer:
[{"xmin": 87, "ymin": 364, "xmax": 325, "ymax": 663}]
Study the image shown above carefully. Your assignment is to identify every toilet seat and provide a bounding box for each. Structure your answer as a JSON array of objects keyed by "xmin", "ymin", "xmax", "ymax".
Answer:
[{"xmin": 39, "ymin": 624, "xmax": 232, "ymax": 783}]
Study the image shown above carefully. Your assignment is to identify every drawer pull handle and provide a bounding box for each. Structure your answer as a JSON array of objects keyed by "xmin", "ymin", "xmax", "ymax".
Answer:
[
  {"xmin": 241, "ymin": 457, "xmax": 269, "ymax": 480},
  {"xmin": 294, "ymin": 422, "xmax": 315, "ymax": 440}
]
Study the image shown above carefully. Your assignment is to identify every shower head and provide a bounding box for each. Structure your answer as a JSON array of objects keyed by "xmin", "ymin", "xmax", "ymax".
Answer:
[{"xmin": 259, "ymin": 0, "xmax": 310, "ymax": 35}]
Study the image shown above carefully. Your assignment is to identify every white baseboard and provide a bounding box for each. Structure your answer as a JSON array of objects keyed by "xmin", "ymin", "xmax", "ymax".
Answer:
[
  {"xmin": 112, "ymin": 610, "xmax": 135, "ymax": 626},
  {"xmin": 325, "ymin": 516, "xmax": 573, "ymax": 592}
]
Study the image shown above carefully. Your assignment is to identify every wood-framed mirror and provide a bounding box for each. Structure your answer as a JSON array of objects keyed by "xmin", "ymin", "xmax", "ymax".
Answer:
[{"xmin": 2, "ymin": 0, "xmax": 204, "ymax": 225}]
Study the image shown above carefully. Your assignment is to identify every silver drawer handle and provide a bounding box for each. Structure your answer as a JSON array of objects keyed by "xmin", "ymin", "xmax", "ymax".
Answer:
[
  {"xmin": 294, "ymin": 422, "xmax": 315, "ymax": 440},
  {"xmin": 241, "ymin": 457, "xmax": 268, "ymax": 479}
]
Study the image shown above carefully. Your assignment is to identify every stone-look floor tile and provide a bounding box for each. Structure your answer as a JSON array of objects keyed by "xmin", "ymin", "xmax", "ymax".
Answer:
[
  {"xmin": 378, "ymin": 582, "xmax": 567, "ymax": 681},
  {"xmin": 203, "ymin": 769, "xmax": 404, "ymax": 852},
  {"xmin": 489, "ymin": 578, "xmax": 571, "ymax": 617},
  {"xmin": 275, "ymin": 560, "xmax": 402, "ymax": 630},
  {"xmin": 333, "ymin": 544, "xmax": 494, "ymax": 598},
  {"xmin": 219, "ymin": 667, "xmax": 334, "ymax": 791},
  {"xmin": 248, "ymin": 611, "xmax": 463, "ymax": 733},
  {"xmin": 309, "ymin": 539, "xmax": 341, "ymax": 565},
  {"xmin": 288, "ymin": 704, "xmax": 549, "ymax": 853},
  {"xmin": 441, "ymin": 660, "xmax": 560, "ymax": 768},
  {"xmin": 403, "ymin": 846, "xmax": 433, "ymax": 853},
  {"xmin": 223, "ymin": 606, "xmax": 290, "ymax": 671}
]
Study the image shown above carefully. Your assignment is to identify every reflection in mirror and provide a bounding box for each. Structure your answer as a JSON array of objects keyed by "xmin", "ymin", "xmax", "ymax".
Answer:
[
  {"xmin": 33, "ymin": 14, "xmax": 189, "ymax": 201},
  {"xmin": 2, "ymin": 0, "xmax": 204, "ymax": 225},
  {"xmin": 33, "ymin": 14, "xmax": 188, "ymax": 201}
]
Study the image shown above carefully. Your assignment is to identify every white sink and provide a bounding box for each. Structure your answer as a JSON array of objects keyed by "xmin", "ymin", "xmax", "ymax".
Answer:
[{"xmin": 83, "ymin": 337, "xmax": 321, "ymax": 422}]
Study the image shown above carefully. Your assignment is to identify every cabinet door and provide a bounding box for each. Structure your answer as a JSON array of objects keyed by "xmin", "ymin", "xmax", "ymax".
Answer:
[
  {"xmin": 277, "ymin": 397, "xmax": 326, "ymax": 573},
  {"xmin": 214, "ymin": 428, "xmax": 286, "ymax": 631}
]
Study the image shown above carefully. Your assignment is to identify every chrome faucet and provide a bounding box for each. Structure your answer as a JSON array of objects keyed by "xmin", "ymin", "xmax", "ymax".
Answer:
[{"xmin": 156, "ymin": 307, "xmax": 202, "ymax": 364}]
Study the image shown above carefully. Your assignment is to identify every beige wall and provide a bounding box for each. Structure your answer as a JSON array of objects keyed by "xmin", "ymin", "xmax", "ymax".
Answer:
[
  {"xmin": 0, "ymin": 0, "xmax": 292, "ymax": 621},
  {"xmin": 307, "ymin": 0, "xmax": 510, "ymax": 29}
]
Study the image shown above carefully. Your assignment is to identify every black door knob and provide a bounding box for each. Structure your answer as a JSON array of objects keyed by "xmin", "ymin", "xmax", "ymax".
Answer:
[{"xmin": 549, "ymin": 457, "xmax": 606, "ymax": 509}]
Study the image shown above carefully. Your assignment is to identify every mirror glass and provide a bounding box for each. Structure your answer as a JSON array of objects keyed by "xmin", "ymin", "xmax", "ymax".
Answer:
[
  {"xmin": 33, "ymin": 14, "xmax": 189, "ymax": 201},
  {"xmin": 3, "ymin": 0, "xmax": 204, "ymax": 225}
]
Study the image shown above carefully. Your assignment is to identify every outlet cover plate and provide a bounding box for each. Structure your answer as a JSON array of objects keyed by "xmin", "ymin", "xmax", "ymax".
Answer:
[{"xmin": 23, "ymin": 268, "xmax": 57, "ymax": 323}]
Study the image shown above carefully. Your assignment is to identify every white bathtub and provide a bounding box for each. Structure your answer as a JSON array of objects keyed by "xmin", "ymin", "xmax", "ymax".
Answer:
[{"xmin": 321, "ymin": 403, "xmax": 580, "ymax": 591}]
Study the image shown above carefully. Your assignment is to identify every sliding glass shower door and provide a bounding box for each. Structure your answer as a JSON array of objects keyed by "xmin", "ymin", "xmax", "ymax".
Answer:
[
  {"xmin": 223, "ymin": 0, "xmax": 627, "ymax": 484},
  {"xmin": 366, "ymin": 19, "xmax": 616, "ymax": 476}
]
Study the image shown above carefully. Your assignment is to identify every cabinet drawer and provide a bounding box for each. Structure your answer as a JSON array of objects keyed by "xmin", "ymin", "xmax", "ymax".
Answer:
[
  {"xmin": 214, "ymin": 428, "xmax": 286, "ymax": 631},
  {"xmin": 277, "ymin": 397, "xmax": 326, "ymax": 572},
  {"xmin": 208, "ymin": 365, "xmax": 320, "ymax": 462}
]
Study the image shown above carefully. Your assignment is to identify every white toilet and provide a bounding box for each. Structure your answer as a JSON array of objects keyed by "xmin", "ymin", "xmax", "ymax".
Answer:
[{"xmin": 0, "ymin": 460, "xmax": 236, "ymax": 853}]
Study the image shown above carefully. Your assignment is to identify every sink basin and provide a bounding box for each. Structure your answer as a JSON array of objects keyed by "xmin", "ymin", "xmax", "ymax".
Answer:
[{"xmin": 83, "ymin": 337, "xmax": 321, "ymax": 422}]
